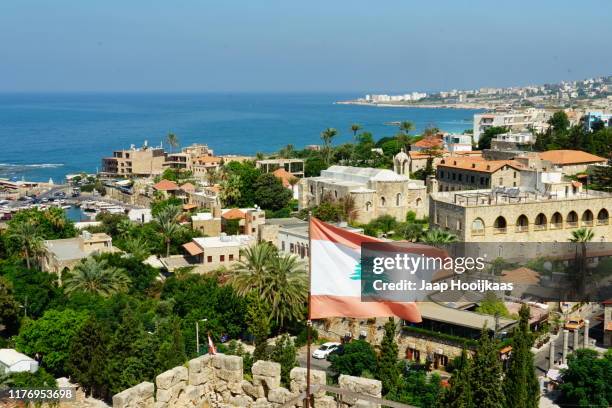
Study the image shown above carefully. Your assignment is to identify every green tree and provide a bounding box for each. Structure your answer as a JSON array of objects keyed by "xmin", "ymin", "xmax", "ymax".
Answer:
[
  {"xmin": 320, "ymin": 128, "xmax": 338, "ymax": 165},
  {"xmin": 371, "ymin": 215, "xmax": 397, "ymax": 236},
  {"xmin": 350, "ymin": 123, "xmax": 362, "ymax": 139},
  {"xmin": 443, "ymin": 349, "xmax": 474, "ymax": 408},
  {"xmin": 253, "ymin": 173, "xmax": 293, "ymax": 211},
  {"xmin": 329, "ymin": 340, "xmax": 377, "ymax": 377},
  {"xmin": 246, "ymin": 294, "xmax": 271, "ymax": 361},
  {"xmin": 399, "ymin": 121, "xmax": 415, "ymax": 135},
  {"xmin": 154, "ymin": 204, "xmax": 184, "ymax": 257},
  {"xmin": 7, "ymin": 219, "xmax": 43, "ymax": 269},
  {"xmin": 219, "ymin": 174, "xmax": 243, "ymax": 206},
  {"xmin": 559, "ymin": 349, "xmax": 611, "ymax": 408},
  {"xmin": 396, "ymin": 222, "xmax": 424, "ymax": 242},
  {"xmin": 270, "ymin": 333, "xmax": 298, "ymax": 387},
  {"xmin": 475, "ymin": 292, "xmax": 512, "ymax": 318},
  {"xmin": 15, "ymin": 309, "xmax": 89, "ymax": 376},
  {"xmin": 478, "ymin": 126, "xmax": 508, "ymax": 150},
  {"xmin": 5, "ymin": 367, "xmax": 57, "ymax": 389},
  {"xmin": 503, "ymin": 304, "xmax": 539, "ymax": 408},
  {"xmin": 63, "ymin": 257, "xmax": 131, "ymax": 297},
  {"xmin": 421, "ymin": 229, "xmax": 458, "ymax": 246},
  {"xmin": 0, "ymin": 276, "xmax": 20, "ymax": 335},
  {"xmin": 548, "ymin": 111, "xmax": 570, "ymax": 134},
  {"xmin": 377, "ymin": 319, "xmax": 403, "ymax": 395},
  {"xmin": 304, "ymin": 155, "xmax": 327, "ymax": 177},
  {"xmin": 155, "ymin": 316, "xmax": 187, "ymax": 372},
  {"xmin": 123, "ymin": 235, "xmax": 152, "ymax": 261},
  {"xmin": 470, "ymin": 326, "xmax": 505, "ymax": 408},
  {"xmin": 67, "ymin": 317, "xmax": 111, "ymax": 398},
  {"xmin": 166, "ymin": 132, "xmax": 180, "ymax": 152}
]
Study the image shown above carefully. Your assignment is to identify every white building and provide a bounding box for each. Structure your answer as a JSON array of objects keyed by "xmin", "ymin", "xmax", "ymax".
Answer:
[
  {"xmin": 128, "ymin": 208, "xmax": 152, "ymax": 224},
  {"xmin": 473, "ymin": 109, "xmax": 550, "ymax": 142},
  {"xmin": 0, "ymin": 349, "xmax": 38, "ymax": 375},
  {"xmin": 443, "ymin": 133, "xmax": 473, "ymax": 152}
]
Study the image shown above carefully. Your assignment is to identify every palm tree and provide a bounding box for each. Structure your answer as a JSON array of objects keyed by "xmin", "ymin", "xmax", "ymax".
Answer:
[
  {"xmin": 229, "ymin": 243, "xmax": 307, "ymax": 326},
  {"xmin": 166, "ymin": 132, "xmax": 179, "ymax": 153},
  {"xmin": 421, "ymin": 229, "xmax": 458, "ymax": 246},
  {"xmin": 123, "ymin": 236, "xmax": 151, "ymax": 260},
  {"xmin": 219, "ymin": 174, "xmax": 242, "ymax": 206},
  {"xmin": 43, "ymin": 208, "xmax": 66, "ymax": 230},
  {"xmin": 155, "ymin": 205, "xmax": 184, "ymax": 257},
  {"xmin": 398, "ymin": 223, "xmax": 424, "ymax": 242},
  {"xmin": 63, "ymin": 257, "xmax": 130, "ymax": 297},
  {"xmin": 320, "ymin": 128, "xmax": 338, "ymax": 165},
  {"xmin": 569, "ymin": 228, "xmax": 594, "ymax": 295},
  {"xmin": 230, "ymin": 243, "xmax": 276, "ymax": 295},
  {"xmin": 8, "ymin": 220, "xmax": 43, "ymax": 269},
  {"xmin": 116, "ymin": 219, "xmax": 134, "ymax": 239},
  {"xmin": 350, "ymin": 124, "xmax": 362, "ymax": 139},
  {"xmin": 278, "ymin": 144, "xmax": 295, "ymax": 159},
  {"xmin": 399, "ymin": 121, "xmax": 415, "ymax": 135},
  {"xmin": 264, "ymin": 253, "xmax": 308, "ymax": 326}
]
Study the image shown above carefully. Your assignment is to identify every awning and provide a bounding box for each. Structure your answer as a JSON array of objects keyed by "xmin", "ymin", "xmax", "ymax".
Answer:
[
  {"xmin": 571, "ymin": 180, "xmax": 582, "ymax": 188},
  {"xmin": 183, "ymin": 203, "xmax": 198, "ymax": 211},
  {"xmin": 183, "ymin": 242, "xmax": 203, "ymax": 256}
]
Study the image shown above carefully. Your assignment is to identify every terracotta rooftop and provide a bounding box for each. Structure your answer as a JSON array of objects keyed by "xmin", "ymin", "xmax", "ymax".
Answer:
[
  {"xmin": 183, "ymin": 241, "xmax": 203, "ymax": 256},
  {"xmin": 411, "ymin": 136, "xmax": 444, "ymax": 149},
  {"xmin": 180, "ymin": 182, "xmax": 195, "ymax": 192},
  {"xmin": 538, "ymin": 150, "xmax": 607, "ymax": 165},
  {"xmin": 153, "ymin": 179, "xmax": 179, "ymax": 191},
  {"xmin": 272, "ymin": 168, "xmax": 297, "ymax": 187},
  {"xmin": 222, "ymin": 208, "xmax": 245, "ymax": 220},
  {"xmin": 437, "ymin": 158, "xmax": 523, "ymax": 173},
  {"xmin": 501, "ymin": 267, "xmax": 541, "ymax": 285},
  {"xmin": 197, "ymin": 155, "xmax": 222, "ymax": 164}
]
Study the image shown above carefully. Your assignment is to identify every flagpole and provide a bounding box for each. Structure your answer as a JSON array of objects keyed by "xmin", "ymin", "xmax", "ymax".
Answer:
[{"xmin": 306, "ymin": 211, "xmax": 313, "ymax": 408}]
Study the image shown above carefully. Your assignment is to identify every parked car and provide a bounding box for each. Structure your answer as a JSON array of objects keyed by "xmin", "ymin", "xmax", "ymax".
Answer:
[
  {"xmin": 312, "ymin": 342, "xmax": 341, "ymax": 359},
  {"xmin": 564, "ymin": 318, "xmax": 585, "ymax": 331},
  {"xmin": 326, "ymin": 344, "xmax": 344, "ymax": 361}
]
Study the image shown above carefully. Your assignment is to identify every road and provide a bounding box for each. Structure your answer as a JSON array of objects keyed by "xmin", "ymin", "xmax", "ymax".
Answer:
[{"xmin": 297, "ymin": 347, "xmax": 333, "ymax": 375}]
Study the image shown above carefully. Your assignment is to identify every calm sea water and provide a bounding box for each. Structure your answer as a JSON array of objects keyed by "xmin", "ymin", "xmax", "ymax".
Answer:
[{"xmin": 0, "ymin": 93, "xmax": 481, "ymax": 181}]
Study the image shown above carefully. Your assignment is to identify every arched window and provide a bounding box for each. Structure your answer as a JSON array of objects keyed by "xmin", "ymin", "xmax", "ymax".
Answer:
[
  {"xmin": 494, "ymin": 216, "xmax": 507, "ymax": 233},
  {"xmin": 534, "ymin": 213, "xmax": 547, "ymax": 230},
  {"xmin": 365, "ymin": 201, "xmax": 372, "ymax": 211},
  {"xmin": 581, "ymin": 210, "xmax": 593, "ymax": 226},
  {"xmin": 551, "ymin": 212, "xmax": 563, "ymax": 229},
  {"xmin": 516, "ymin": 215, "xmax": 529, "ymax": 232},
  {"xmin": 597, "ymin": 209, "xmax": 609, "ymax": 225},
  {"xmin": 416, "ymin": 198, "xmax": 422, "ymax": 207},
  {"xmin": 380, "ymin": 196, "xmax": 386, "ymax": 207},
  {"xmin": 395, "ymin": 193, "xmax": 402, "ymax": 206},
  {"xmin": 471, "ymin": 218, "xmax": 485, "ymax": 235},
  {"xmin": 567, "ymin": 211, "xmax": 578, "ymax": 227}
]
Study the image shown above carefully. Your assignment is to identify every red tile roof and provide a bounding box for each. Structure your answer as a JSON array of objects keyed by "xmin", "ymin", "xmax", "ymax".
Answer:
[
  {"xmin": 183, "ymin": 242, "xmax": 203, "ymax": 256},
  {"xmin": 411, "ymin": 136, "xmax": 444, "ymax": 149},
  {"xmin": 222, "ymin": 208, "xmax": 245, "ymax": 220},
  {"xmin": 437, "ymin": 158, "xmax": 523, "ymax": 173},
  {"xmin": 538, "ymin": 150, "xmax": 607, "ymax": 165},
  {"xmin": 272, "ymin": 168, "xmax": 297, "ymax": 188},
  {"xmin": 153, "ymin": 179, "xmax": 179, "ymax": 191},
  {"xmin": 180, "ymin": 182, "xmax": 196, "ymax": 192}
]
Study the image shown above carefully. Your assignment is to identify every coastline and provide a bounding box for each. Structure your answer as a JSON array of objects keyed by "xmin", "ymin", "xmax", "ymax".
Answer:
[{"xmin": 335, "ymin": 100, "xmax": 490, "ymax": 110}]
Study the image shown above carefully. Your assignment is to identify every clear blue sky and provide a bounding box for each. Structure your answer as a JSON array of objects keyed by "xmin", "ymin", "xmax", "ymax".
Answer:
[{"xmin": 1, "ymin": 0, "xmax": 610, "ymax": 93}]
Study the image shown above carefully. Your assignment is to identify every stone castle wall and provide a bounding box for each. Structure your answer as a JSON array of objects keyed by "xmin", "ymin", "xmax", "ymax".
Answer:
[{"xmin": 112, "ymin": 354, "xmax": 382, "ymax": 408}]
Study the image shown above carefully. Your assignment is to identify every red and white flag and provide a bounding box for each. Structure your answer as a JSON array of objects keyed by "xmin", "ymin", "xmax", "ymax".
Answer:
[
  {"xmin": 310, "ymin": 217, "xmax": 431, "ymax": 322},
  {"xmin": 207, "ymin": 333, "xmax": 217, "ymax": 355}
]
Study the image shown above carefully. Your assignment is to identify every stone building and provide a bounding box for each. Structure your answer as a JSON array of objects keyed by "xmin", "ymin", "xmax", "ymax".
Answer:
[
  {"xmin": 435, "ymin": 157, "xmax": 525, "ymax": 191},
  {"xmin": 40, "ymin": 231, "xmax": 119, "ymax": 274},
  {"xmin": 256, "ymin": 158, "xmax": 305, "ymax": 177},
  {"xmin": 101, "ymin": 142, "xmax": 166, "ymax": 177},
  {"xmin": 537, "ymin": 149, "xmax": 607, "ymax": 175},
  {"xmin": 604, "ymin": 299, "xmax": 612, "ymax": 347},
  {"xmin": 298, "ymin": 165, "xmax": 427, "ymax": 223},
  {"xmin": 429, "ymin": 187, "xmax": 612, "ymax": 244}
]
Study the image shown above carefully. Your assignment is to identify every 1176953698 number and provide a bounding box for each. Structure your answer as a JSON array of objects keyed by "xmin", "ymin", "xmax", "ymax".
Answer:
[{"xmin": 0, "ymin": 388, "xmax": 76, "ymax": 401}]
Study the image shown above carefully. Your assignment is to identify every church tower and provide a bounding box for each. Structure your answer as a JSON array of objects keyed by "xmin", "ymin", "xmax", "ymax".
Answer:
[{"xmin": 393, "ymin": 148, "xmax": 410, "ymax": 176}]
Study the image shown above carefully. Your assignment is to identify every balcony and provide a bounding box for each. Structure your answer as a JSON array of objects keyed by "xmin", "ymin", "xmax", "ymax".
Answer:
[
  {"xmin": 493, "ymin": 227, "xmax": 507, "ymax": 234},
  {"xmin": 515, "ymin": 225, "xmax": 529, "ymax": 233},
  {"xmin": 471, "ymin": 228, "xmax": 485, "ymax": 236},
  {"xmin": 597, "ymin": 218, "xmax": 609, "ymax": 226}
]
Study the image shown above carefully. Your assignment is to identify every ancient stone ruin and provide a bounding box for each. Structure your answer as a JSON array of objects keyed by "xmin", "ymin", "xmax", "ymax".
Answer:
[{"xmin": 112, "ymin": 353, "xmax": 382, "ymax": 407}]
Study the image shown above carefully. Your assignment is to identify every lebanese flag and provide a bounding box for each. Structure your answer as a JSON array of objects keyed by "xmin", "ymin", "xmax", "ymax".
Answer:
[
  {"xmin": 310, "ymin": 217, "xmax": 438, "ymax": 323},
  {"xmin": 207, "ymin": 333, "xmax": 217, "ymax": 355}
]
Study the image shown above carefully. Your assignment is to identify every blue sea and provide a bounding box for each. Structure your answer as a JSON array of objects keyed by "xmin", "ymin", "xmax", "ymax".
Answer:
[{"xmin": 0, "ymin": 93, "xmax": 481, "ymax": 182}]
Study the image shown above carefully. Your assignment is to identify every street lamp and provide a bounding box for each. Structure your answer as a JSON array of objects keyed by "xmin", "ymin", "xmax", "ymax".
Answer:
[{"xmin": 195, "ymin": 318, "xmax": 208, "ymax": 356}]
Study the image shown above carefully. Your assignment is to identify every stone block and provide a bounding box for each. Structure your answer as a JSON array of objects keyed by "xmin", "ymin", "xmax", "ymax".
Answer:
[
  {"xmin": 338, "ymin": 375, "xmax": 382, "ymax": 405},
  {"xmin": 242, "ymin": 380, "xmax": 266, "ymax": 399},
  {"xmin": 252, "ymin": 360, "xmax": 281, "ymax": 377},
  {"xmin": 112, "ymin": 381, "xmax": 155, "ymax": 408},
  {"xmin": 252, "ymin": 398, "xmax": 274, "ymax": 408},
  {"xmin": 289, "ymin": 367, "xmax": 326, "ymax": 398},
  {"xmin": 227, "ymin": 380, "xmax": 244, "ymax": 395},
  {"xmin": 228, "ymin": 394, "xmax": 253, "ymax": 407},
  {"xmin": 313, "ymin": 395, "xmax": 337, "ymax": 408},
  {"xmin": 217, "ymin": 368, "xmax": 243, "ymax": 383},
  {"xmin": 156, "ymin": 366, "xmax": 188, "ymax": 390},
  {"xmin": 267, "ymin": 387, "xmax": 298, "ymax": 404}
]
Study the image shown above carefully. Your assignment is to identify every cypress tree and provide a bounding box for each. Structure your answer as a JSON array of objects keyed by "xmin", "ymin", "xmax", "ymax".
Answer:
[
  {"xmin": 377, "ymin": 318, "xmax": 403, "ymax": 396},
  {"xmin": 470, "ymin": 325, "xmax": 505, "ymax": 408},
  {"xmin": 443, "ymin": 349, "xmax": 474, "ymax": 408},
  {"xmin": 503, "ymin": 304, "xmax": 539, "ymax": 408}
]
